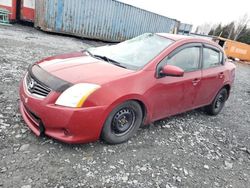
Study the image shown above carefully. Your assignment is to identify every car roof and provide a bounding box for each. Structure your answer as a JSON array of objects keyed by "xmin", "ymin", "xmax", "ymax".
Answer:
[
  {"xmin": 157, "ymin": 33, "xmax": 192, "ymax": 41},
  {"xmin": 157, "ymin": 33, "xmax": 224, "ymax": 51}
]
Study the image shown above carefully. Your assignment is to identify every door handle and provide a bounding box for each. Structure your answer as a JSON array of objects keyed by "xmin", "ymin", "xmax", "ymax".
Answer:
[
  {"xmin": 192, "ymin": 78, "xmax": 200, "ymax": 86},
  {"xmin": 218, "ymin": 72, "xmax": 224, "ymax": 79}
]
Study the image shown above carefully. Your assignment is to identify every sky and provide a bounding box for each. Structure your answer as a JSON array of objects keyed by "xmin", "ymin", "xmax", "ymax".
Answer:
[{"xmin": 118, "ymin": 0, "xmax": 250, "ymax": 29}]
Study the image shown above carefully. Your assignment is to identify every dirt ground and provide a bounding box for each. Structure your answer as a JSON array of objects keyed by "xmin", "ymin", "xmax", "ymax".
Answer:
[{"xmin": 0, "ymin": 25, "xmax": 250, "ymax": 188}]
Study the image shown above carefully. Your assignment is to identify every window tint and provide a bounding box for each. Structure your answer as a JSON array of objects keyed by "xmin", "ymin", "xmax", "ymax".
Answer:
[
  {"xmin": 166, "ymin": 47, "xmax": 200, "ymax": 72},
  {"xmin": 203, "ymin": 48, "xmax": 221, "ymax": 69}
]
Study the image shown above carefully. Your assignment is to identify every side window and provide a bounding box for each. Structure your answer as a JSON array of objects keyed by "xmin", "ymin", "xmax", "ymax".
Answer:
[
  {"xmin": 167, "ymin": 47, "xmax": 200, "ymax": 72},
  {"xmin": 203, "ymin": 48, "xmax": 221, "ymax": 69}
]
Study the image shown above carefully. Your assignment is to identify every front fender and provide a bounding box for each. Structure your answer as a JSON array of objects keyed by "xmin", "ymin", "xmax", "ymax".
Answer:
[{"xmin": 102, "ymin": 94, "xmax": 152, "ymax": 125}]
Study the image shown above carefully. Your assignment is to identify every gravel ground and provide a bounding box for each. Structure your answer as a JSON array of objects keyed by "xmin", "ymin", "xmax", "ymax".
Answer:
[{"xmin": 0, "ymin": 25, "xmax": 250, "ymax": 188}]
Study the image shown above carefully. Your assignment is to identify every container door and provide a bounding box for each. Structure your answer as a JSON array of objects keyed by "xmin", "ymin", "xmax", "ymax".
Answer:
[{"xmin": 20, "ymin": 0, "xmax": 34, "ymax": 22}]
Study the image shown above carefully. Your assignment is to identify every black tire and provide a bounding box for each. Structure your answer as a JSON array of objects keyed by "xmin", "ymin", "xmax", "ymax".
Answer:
[
  {"xmin": 101, "ymin": 101, "xmax": 143, "ymax": 144},
  {"xmin": 205, "ymin": 88, "xmax": 228, "ymax": 115}
]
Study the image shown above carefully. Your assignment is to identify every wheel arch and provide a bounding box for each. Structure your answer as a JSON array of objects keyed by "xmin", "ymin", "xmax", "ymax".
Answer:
[
  {"xmin": 223, "ymin": 84, "xmax": 231, "ymax": 99},
  {"xmin": 102, "ymin": 95, "xmax": 151, "ymax": 128},
  {"xmin": 132, "ymin": 99, "xmax": 148, "ymax": 125}
]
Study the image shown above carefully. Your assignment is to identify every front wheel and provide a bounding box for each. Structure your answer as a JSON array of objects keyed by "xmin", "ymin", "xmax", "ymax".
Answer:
[
  {"xmin": 101, "ymin": 101, "xmax": 143, "ymax": 144},
  {"xmin": 205, "ymin": 88, "xmax": 228, "ymax": 115}
]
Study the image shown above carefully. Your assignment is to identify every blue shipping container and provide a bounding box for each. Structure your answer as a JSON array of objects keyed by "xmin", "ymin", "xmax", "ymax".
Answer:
[
  {"xmin": 178, "ymin": 23, "xmax": 193, "ymax": 35},
  {"xmin": 35, "ymin": 0, "xmax": 179, "ymax": 42}
]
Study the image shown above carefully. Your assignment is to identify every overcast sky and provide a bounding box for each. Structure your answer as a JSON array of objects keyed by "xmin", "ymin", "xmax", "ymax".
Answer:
[{"xmin": 118, "ymin": 0, "xmax": 250, "ymax": 28}]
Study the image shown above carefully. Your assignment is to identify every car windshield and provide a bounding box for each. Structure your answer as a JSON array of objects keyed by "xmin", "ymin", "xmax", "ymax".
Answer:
[{"xmin": 88, "ymin": 33, "xmax": 173, "ymax": 70}]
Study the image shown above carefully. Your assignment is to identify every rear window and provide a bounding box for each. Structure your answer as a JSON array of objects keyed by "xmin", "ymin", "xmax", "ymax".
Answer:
[{"xmin": 203, "ymin": 48, "xmax": 222, "ymax": 69}]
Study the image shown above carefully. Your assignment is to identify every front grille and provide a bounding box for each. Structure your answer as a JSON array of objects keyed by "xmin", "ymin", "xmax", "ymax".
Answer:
[{"xmin": 26, "ymin": 73, "xmax": 51, "ymax": 98}]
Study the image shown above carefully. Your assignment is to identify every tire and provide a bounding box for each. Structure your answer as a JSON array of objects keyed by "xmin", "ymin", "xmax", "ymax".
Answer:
[
  {"xmin": 101, "ymin": 101, "xmax": 143, "ymax": 144},
  {"xmin": 205, "ymin": 88, "xmax": 228, "ymax": 115}
]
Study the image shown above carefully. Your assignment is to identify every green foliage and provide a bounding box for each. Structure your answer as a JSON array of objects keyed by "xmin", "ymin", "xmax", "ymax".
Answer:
[
  {"xmin": 208, "ymin": 22, "xmax": 250, "ymax": 45},
  {"xmin": 214, "ymin": 24, "xmax": 222, "ymax": 36},
  {"xmin": 237, "ymin": 28, "xmax": 250, "ymax": 44},
  {"xmin": 208, "ymin": 29, "xmax": 214, "ymax": 35}
]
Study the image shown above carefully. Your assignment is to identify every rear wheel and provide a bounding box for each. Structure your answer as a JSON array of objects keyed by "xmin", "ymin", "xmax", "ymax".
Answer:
[
  {"xmin": 205, "ymin": 88, "xmax": 228, "ymax": 115},
  {"xmin": 101, "ymin": 101, "xmax": 143, "ymax": 144}
]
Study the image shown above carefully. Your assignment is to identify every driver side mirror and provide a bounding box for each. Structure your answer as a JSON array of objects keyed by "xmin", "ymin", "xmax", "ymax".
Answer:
[{"xmin": 160, "ymin": 65, "xmax": 184, "ymax": 77}]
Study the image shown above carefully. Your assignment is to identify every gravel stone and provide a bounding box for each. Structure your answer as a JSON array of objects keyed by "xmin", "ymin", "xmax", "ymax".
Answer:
[
  {"xmin": 183, "ymin": 168, "xmax": 188, "ymax": 176},
  {"xmin": 21, "ymin": 185, "xmax": 31, "ymax": 188},
  {"xmin": 140, "ymin": 166, "xmax": 147, "ymax": 171},
  {"xmin": 19, "ymin": 144, "xmax": 30, "ymax": 151},
  {"xmin": 0, "ymin": 167, "xmax": 7, "ymax": 173},
  {"xmin": 122, "ymin": 175, "xmax": 128, "ymax": 182},
  {"xmin": 224, "ymin": 160, "xmax": 233, "ymax": 169},
  {"xmin": 204, "ymin": 165, "xmax": 209, "ymax": 170},
  {"xmin": 15, "ymin": 134, "xmax": 22, "ymax": 138}
]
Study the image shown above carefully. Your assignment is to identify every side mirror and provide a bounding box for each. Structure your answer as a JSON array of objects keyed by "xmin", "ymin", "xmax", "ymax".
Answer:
[{"xmin": 161, "ymin": 65, "xmax": 184, "ymax": 77}]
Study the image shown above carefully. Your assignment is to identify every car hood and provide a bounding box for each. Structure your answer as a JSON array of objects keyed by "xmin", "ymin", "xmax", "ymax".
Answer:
[{"xmin": 37, "ymin": 52, "xmax": 134, "ymax": 85}]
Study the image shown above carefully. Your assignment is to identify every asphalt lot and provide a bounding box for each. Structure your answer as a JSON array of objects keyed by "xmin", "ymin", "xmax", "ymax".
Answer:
[{"xmin": 0, "ymin": 25, "xmax": 250, "ymax": 188}]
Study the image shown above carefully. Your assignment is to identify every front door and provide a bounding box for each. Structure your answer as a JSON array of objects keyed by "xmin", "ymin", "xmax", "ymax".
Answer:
[
  {"xmin": 166, "ymin": 45, "xmax": 202, "ymax": 111},
  {"xmin": 152, "ymin": 43, "xmax": 202, "ymax": 120}
]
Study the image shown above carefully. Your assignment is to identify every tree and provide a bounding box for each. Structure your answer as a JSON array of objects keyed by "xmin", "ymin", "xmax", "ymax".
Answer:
[
  {"xmin": 227, "ymin": 22, "xmax": 235, "ymax": 39},
  {"xmin": 237, "ymin": 27, "xmax": 250, "ymax": 44},
  {"xmin": 233, "ymin": 14, "xmax": 249, "ymax": 40},
  {"xmin": 217, "ymin": 22, "xmax": 235, "ymax": 39},
  {"xmin": 214, "ymin": 24, "xmax": 222, "ymax": 36},
  {"xmin": 199, "ymin": 23, "xmax": 212, "ymax": 35},
  {"xmin": 208, "ymin": 29, "xmax": 214, "ymax": 35},
  {"xmin": 199, "ymin": 13, "xmax": 250, "ymax": 44},
  {"xmin": 194, "ymin": 26, "xmax": 199, "ymax": 34}
]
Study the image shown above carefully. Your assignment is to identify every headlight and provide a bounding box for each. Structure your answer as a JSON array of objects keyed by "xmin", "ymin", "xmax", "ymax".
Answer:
[{"xmin": 55, "ymin": 83, "xmax": 100, "ymax": 108}]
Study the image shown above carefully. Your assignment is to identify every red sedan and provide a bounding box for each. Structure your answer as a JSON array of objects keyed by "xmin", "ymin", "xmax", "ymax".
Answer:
[{"xmin": 19, "ymin": 33, "xmax": 236, "ymax": 144}]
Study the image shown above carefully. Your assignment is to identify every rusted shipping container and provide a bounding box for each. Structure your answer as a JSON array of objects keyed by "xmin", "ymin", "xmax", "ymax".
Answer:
[
  {"xmin": 35, "ymin": 0, "xmax": 179, "ymax": 42},
  {"xmin": 0, "ymin": 0, "xmax": 17, "ymax": 21},
  {"xmin": 214, "ymin": 37, "xmax": 250, "ymax": 61},
  {"xmin": 20, "ymin": 0, "xmax": 35, "ymax": 22}
]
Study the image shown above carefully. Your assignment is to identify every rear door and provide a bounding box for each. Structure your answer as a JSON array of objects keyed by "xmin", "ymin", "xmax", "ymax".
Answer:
[{"xmin": 199, "ymin": 44, "xmax": 226, "ymax": 105}]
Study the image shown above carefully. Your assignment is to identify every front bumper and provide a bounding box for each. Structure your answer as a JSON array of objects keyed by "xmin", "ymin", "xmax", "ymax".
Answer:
[{"xmin": 19, "ymin": 78, "xmax": 107, "ymax": 144}]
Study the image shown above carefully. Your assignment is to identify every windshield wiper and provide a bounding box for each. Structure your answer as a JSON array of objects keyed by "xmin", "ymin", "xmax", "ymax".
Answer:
[
  {"xmin": 93, "ymin": 55, "xmax": 127, "ymax": 69},
  {"xmin": 84, "ymin": 50, "xmax": 127, "ymax": 69},
  {"xmin": 84, "ymin": 49, "xmax": 94, "ymax": 57}
]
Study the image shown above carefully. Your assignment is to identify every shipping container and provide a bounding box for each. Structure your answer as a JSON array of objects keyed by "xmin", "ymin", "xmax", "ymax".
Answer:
[
  {"xmin": 178, "ymin": 23, "xmax": 193, "ymax": 35},
  {"xmin": 0, "ymin": 0, "xmax": 17, "ymax": 21},
  {"xmin": 35, "ymin": 0, "xmax": 179, "ymax": 42},
  {"xmin": 214, "ymin": 37, "xmax": 250, "ymax": 61},
  {"xmin": 20, "ymin": 0, "xmax": 35, "ymax": 22}
]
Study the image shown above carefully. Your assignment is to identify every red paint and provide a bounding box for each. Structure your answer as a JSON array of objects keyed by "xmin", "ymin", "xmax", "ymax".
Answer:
[
  {"xmin": 19, "ymin": 34, "xmax": 236, "ymax": 144},
  {"xmin": 162, "ymin": 65, "xmax": 184, "ymax": 77},
  {"xmin": 20, "ymin": 0, "xmax": 35, "ymax": 22},
  {"xmin": 20, "ymin": 6, "xmax": 34, "ymax": 22}
]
